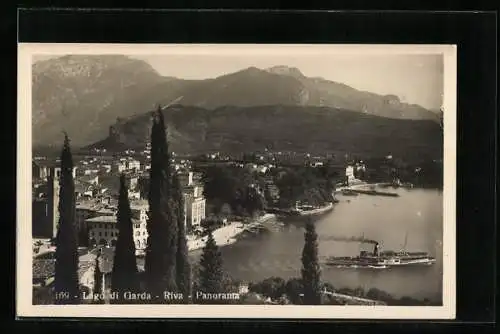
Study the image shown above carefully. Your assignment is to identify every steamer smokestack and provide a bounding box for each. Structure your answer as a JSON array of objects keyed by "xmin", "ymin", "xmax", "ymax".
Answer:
[{"xmin": 373, "ymin": 243, "xmax": 380, "ymax": 256}]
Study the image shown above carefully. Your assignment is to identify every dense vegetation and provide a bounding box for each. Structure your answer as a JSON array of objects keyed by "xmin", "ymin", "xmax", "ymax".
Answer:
[
  {"xmin": 88, "ymin": 105, "xmax": 442, "ymax": 162},
  {"xmin": 199, "ymin": 165, "xmax": 267, "ymax": 216},
  {"xmin": 248, "ymin": 277, "xmax": 441, "ymax": 306},
  {"xmin": 355, "ymin": 156, "xmax": 443, "ymax": 188},
  {"xmin": 172, "ymin": 173, "xmax": 191, "ymax": 303},
  {"xmin": 274, "ymin": 166, "xmax": 337, "ymax": 208},
  {"xmin": 301, "ymin": 219, "xmax": 322, "ymax": 304},
  {"xmin": 195, "ymin": 230, "xmax": 225, "ymax": 303},
  {"xmin": 144, "ymin": 107, "xmax": 181, "ymax": 301},
  {"xmin": 53, "ymin": 134, "xmax": 80, "ymax": 304},
  {"xmin": 198, "ymin": 162, "xmax": 340, "ymax": 215},
  {"xmin": 111, "ymin": 174, "xmax": 140, "ymax": 303}
]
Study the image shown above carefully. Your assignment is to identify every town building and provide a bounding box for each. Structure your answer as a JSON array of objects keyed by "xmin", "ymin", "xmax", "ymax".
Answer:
[
  {"xmin": 130, "ymin": 200, "xmax": 149, "ymax": 251},
  {"xmin": 86, "ymin": 199, "xmax": 148, "ymax": 252},
  {"xmin": 75, "ymin": 200, "xmax": 115, "ymax": 236},
  {"xmin": 310, "ymin": 161, "xmax": 324, "ymax": 168},
  {"xmin": 179, "ymin": 172, "xmax": 206, "ymax": 231},
  {"xmin": 80, "ymin": 175, "xmax": 99, "ymax": 185},
  {"xmin": 45, "ymin": 172, "xmax": 60, "ymax": 239},
  {"xmin": 345, "ymin": 165, "xmax": 356, "ymax": 185},
  {"xmin": 125, "ymin": 173, "xmax": 139, "ymax": 190},
  {"xmin": 100, "ymin": 164, "xmax": 112, "ymax": 174},
  {"xmin": 264, "ymin": 178, "xmax": 280, "ymax": 202},
  {"xmin": 113, "ymin": 161, "xmax": 127, "ymax": 173},
  {"xmin": 87, "ymin": 216, "xmax": 121, "ymax": 248},
  {"xmin": 32, "ymin": 161, "xmax": 49, "ymax": 181},
  {"xmin": 126, "ymin": 159, "xmax": 141, "ymax": 172},
  {"xmin": 32, "ymin": 250, "xmax": 108, "ymax": 300},
  {"xmin": 345, "ymin": 165, "xmax": 363, "ymax": 186},
  {"xmin": 128, "ymin": 189, "xmax": 141, "ymax": 200}
]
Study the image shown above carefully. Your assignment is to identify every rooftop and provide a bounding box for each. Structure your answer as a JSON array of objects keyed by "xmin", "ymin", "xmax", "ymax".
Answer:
[
  {"xmin": 33, "ymin": 256, "xmax": 113, "ymax": 280},
  {"xmin": 85, "ymin": 215, "xmax": 117, "ymax": 223},
  {"xmin": 130, "ymin": 199, "xmax": 148, "ymax": 210},
  {"xmin": 80, "ymin": 175, "xmax": 99, "ymax": 182},
  {"xmin": 76, "ymin": 200, "xmax": 105, "ymax": 211},
  {"xmin": 33, "ymin": 160, "xmax": 58, "ymax": 168},
  {"xmin": 33, "ymin": 260, "xmax": 55, "ymax": 279},
  {"xmin": 96, "ymin": 208, "xmax": 116, "ymax": 215},
  {"xmin": 85, "ymin": 215, "xmax": 140, "ymax": 224}
]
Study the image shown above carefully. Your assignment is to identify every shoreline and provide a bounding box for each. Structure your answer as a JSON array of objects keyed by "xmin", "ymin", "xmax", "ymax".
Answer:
[
  {"xmin": 292, "ymin": 202, "xmax": 334, "ymax": 216},
  {"xmin": 187, "ymin": 213, "xmax": 277, "ymax": 252}
]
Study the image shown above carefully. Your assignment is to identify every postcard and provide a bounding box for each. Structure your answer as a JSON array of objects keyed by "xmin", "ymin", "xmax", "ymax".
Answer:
[{"xmin": 17, "ymin": 43, "xmax": 456, "ymax": 319}]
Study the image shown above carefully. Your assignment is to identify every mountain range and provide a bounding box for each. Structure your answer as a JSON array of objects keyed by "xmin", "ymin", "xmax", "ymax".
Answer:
[
  {"xmin": 32, "ymin": 55, "xmax": 441, "ymax": 158},
  {"xmin": 89, "ymin": 104, "xmax": 442, "ymax": 162}
]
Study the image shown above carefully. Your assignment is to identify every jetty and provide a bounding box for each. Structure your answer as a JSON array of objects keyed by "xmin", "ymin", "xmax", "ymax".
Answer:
[
  {"xmin": 335, "ymin": 183, "xmax": 399, "ymax": 197},
  {"xmin": 268, "ymin": 202, "xmax": 334, "ymax": 217},
  {"xmin": 351, "ymin": 189, "xmax": 399, "ymax": 197},
  {"xmin": 293, "ymin": 202, "xmax": 334, "ymax": 216}
]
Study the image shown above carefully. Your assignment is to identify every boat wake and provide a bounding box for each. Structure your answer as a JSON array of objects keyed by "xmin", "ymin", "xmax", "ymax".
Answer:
[{"xmin": 328, "ymin": 264, "xmax": 389, "ymax": 270}]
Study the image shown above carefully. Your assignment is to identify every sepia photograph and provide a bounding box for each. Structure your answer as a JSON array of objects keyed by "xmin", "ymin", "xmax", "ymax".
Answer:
[{"xmin": 17, "ymin": 43, "xmax": 456, "ymax": 319}]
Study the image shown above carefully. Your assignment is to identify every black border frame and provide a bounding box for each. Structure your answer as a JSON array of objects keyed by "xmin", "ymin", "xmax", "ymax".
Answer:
[{"xmin": 10, "ymin": 8, "xmax": 497, "ymax": 331}]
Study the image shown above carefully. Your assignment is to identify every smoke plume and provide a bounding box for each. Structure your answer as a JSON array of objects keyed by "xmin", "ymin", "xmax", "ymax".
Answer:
[{"xmin": 320, "ymin": 235, "xmax": 379, "ymax": 245}]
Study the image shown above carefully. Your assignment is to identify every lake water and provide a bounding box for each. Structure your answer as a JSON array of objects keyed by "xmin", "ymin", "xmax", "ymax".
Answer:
[{"xmin": 192, "ymin": 187, "xmax": 443, "ymax": 302}]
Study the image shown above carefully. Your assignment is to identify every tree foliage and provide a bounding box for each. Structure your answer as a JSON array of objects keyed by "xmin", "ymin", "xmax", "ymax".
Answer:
[
  {"xmin": 145, "ymin": 106, "xmax": 178, "ymax": 301},
  {"xmin": 54, "ymin": 134, "xmax": 80, "ymax": 304},
  {"xmin": 197, "ymin": 230, "xmax": 224, "ymax": 302},
  {"xmin": 276, "ymin": 167, "xmax": 334, "ymax": 208},
  {"xmin": 248, "ymin": 276, "xmax": 286, "ymax": 300},
  {"xmin": 172, "ymin": 173, "xmax": 191, "ymax": 303},
  {"xmin": 111, "ymin": 174, "xmax": 139, "ymax": 303},
  {"xmin": 201, "ymin": 165, "xmax": 266, "ymax": 216},
  {"xmin": 92, "ymin": 253, "xmax": 104, "ymax": 304},
  {"xmin": 301, "ymin": 219, "xmax": 322, "ymax": 305}
]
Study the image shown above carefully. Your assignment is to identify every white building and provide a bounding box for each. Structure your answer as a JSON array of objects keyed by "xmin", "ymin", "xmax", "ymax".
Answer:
[
  {"xmin": 130, "ymin": 200, "xmax": 149, "ymax": 251},
  {"xmin": 128, "ymin": 190, "xmax": 141, "ymax": 200},
  {"xmin": 83, "ymin": 168, "xmax": 99, "ymax": 176},
  {"xmin": 178, "ymin": 171, "xmax": 206, "ymax": 231},
  {"xmin": 310, "ymin": 161, "xmax": 324, "ymax": 168},
  {"xmin": 183, "ymin": 184, "xmax": 206, "ymax": 231},
  {"xmin": 346, "ymin": 166, "xmax": 355, "ymax": 183},
  {"xmin": 345, "ymin": 165, "xmax": 363, "ymax": 185},
  {"xmin": 113, "ymin": 162, "xmax": 127, "ymax": 173},
  {"xmin": 126, "ymin": 159, "xmax": 141, "ymax": 171}
]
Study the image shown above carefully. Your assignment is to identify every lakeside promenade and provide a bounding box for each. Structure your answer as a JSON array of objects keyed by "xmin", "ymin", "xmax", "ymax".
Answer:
[{"xmin": 187, "ymin": 213, "xmax": 277, "ymax": 252}]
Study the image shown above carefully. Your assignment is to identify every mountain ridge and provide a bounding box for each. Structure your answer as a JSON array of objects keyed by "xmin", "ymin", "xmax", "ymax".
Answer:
[
  {"xmin": 87, "ymin": 104, "xmax": 442, "ymax": 162},
  {"xmin": 32, "ymin": 55, "xmax": 440, "ymax": 148}
]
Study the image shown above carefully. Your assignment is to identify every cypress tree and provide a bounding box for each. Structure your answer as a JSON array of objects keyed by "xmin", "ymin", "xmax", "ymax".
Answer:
[
  {"xmin": 53, "ymin": 134, "xmax": 80, "ymax": 304},
  {"xmin": 92, "ymin": 253, "xmax": 104, "ymax": 304},
  {"xmin": 172, "ymin": 173, "xmax": 191, "ymax": 303},
  {"xmin": 144, "ymin": 105, "xmax": 178, "ymax": 301},
  {"xmin": 111, "ymin": 174, "xmax": 139, "ymax": 303},
  {"xmin": 197, "ymin": 229, "xmax": 224, "ymax": 303},
  {"xmin": 301, "ymin": 218, "xmax": 322, "ymax": 305}
]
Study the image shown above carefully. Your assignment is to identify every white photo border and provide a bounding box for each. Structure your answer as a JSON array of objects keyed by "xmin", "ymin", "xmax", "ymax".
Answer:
[{"xmin": 17, "ymin": 43, "xmax": 457, "ymax": 319}]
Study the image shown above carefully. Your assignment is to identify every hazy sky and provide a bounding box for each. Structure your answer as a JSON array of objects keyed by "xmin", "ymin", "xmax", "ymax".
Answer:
[{"xmin": 34, "ymin": 53, "xmax": 444, "ymax": 110}]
